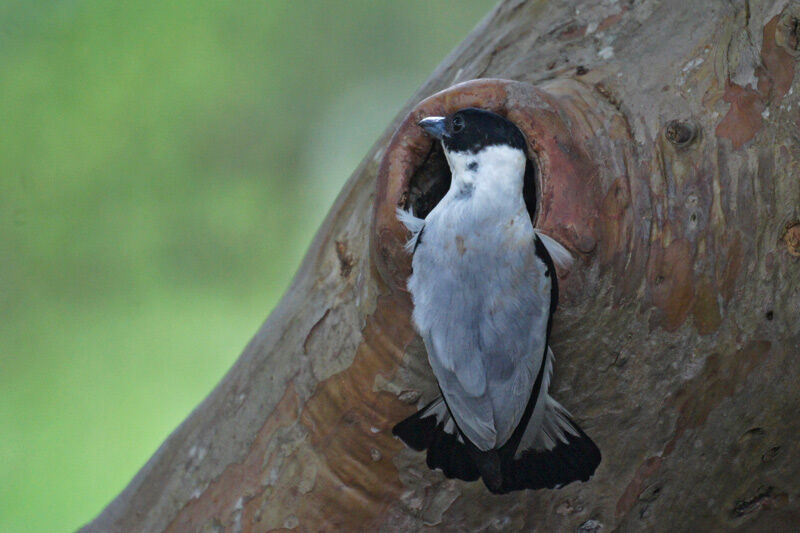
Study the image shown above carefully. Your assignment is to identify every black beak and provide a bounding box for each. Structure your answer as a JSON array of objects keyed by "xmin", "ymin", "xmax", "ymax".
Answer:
[{"xmin": 418, "ymin": 116, "xmax": 447, "ymax": 140}]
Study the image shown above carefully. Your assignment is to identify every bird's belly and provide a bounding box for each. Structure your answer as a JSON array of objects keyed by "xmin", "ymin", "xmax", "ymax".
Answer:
[
  {"xmin": 417, "ymin": 210, "xmax": 534, "ymax": 273},
  {"xmin": 408, "ymin": 210, "xmax": 544, "ymax": 334}
]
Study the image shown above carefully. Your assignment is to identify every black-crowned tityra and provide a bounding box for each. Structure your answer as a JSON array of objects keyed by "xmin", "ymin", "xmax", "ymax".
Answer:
[{"xmin": 393, "ymin": 108, "xmax": 601, "ymax": 494}]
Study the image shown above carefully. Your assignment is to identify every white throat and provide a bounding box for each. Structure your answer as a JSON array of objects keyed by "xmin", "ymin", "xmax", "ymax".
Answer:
[{"xmin": 443, "ymin": 144, "xmax": 527, "ymax": 195}]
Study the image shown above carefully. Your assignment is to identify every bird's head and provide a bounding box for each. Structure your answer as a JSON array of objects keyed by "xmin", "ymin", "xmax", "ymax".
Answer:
[{"xmin": 418, "ymin": 108, "xmax": 528, "ymax": 182}]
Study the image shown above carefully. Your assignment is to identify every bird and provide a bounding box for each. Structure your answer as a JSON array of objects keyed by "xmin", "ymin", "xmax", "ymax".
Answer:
[{"xmin": 392, "ymin": 108, "xmax": 601, "ymax": 494}]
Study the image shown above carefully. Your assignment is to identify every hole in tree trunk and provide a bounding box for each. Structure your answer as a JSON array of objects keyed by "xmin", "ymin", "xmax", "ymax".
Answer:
[{"xmin": 407, "ymin": 143, "xmax": 451, "ymax": 219}]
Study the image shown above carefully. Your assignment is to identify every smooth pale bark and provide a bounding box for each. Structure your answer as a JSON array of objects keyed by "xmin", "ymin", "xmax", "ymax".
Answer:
[{"xmin": 83, "ymin": 1, "xmax": 800, "ymax": 531}]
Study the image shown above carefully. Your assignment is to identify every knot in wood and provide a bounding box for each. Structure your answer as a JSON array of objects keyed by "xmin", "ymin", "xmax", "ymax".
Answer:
[
  {"xmin": 664, "ymin": 120, "xmax": 698, "ymax": 148},
  {"xmin": 776, "ymin": 6, "xmax": 800, "ymax": 57},
  {"xmin": 782, "ymin": 222, "xmax": 800, "ymax": 256}
]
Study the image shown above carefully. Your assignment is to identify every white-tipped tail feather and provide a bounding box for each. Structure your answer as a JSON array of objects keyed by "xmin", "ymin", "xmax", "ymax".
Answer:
[{"xmin": 513, "ymin": 347, "xmax": 582, "ymax": 455}]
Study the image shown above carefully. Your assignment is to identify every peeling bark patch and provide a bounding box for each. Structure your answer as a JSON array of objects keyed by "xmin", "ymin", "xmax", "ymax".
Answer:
[
  {"xmin": 397, "ymin": 389, "xmax": 421, "ymax": 404},
  {"xmin": 598, "ymin": 177, "xmax": 631, "ymax": 266},
  {"xmin": 578, "ymin": 519, "xmax": 603, "ymax": 533},
  {"xmin": 647, "ymin": 239, "xmax": 694, "ymax": 332},
  {"xmin": 164, "ymin": 384, "xmax": 301, "ymax": 533},
  {"xmin": 558, "ymin": 23, "xmax": 587, "ymax": 41},
  {"xmin": 691, "ymin": 279, "xmax": 721, "ymax": 335},
  {"xmin": 336, "ymin": 240, "xmax": 355, "ymax": 278},
  {"xmin": 597, "ymin": 10, "xmax": 627, "ymax": 33},
  {"xmin": 616, "ymin": 456, "xmax": 663, "ymax": 518},
  {"xmin": 291, "ymin": 293, "xmax": 416, "ymax": 531},
  {"xmin": 718, "ymin": 234, "xmax": 743, "ymax": 302},
  {"xmin": 421, "ymin": 481, "xmax": 461, "ymax": 526},
  {"xmin": 602, "ymin": 178, "xmax": 630, "ymax": 219},
  {"xmin": 782, "ymin": 222, "xmax": 800, "ymax": 256},
  {"xmin": 716, "ymin": 16, "xmax": 797, "ymax": 150},
  {"xmin": 758, "ymin": 16, "xmax": 796, "ymax": 102},
  {"xmin": 715, "ymin": 82, "xmax": 764, "ymax": 150}
]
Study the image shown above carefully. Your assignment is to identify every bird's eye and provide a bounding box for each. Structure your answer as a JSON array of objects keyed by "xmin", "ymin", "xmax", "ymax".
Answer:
[{"xmin": 452, "ymin": 115, "xmax": 465, "ymax": 132}]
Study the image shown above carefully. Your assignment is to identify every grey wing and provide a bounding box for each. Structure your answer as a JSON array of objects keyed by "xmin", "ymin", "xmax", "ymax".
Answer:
[
  {"xmin": 425, "ymin": 330, "xmax": 498, "ymax": 449},
  {"xmin": 423, "ymin": 244, "xmax": 552, "ymax": 451}
]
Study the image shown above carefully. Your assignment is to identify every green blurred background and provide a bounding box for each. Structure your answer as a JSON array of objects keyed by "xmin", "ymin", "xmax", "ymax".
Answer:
[{"xmin": 0, "ymin": 1, "xmax": 493, "ymax": 531}]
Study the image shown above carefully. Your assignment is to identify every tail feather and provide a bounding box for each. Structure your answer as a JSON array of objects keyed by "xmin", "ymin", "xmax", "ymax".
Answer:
[
  {"xmin": 392, "ymin": 396, "xmax": 601, "ymax": 494},
  {"xmin": 393, "ymin": 397, "xmax": 479, "ymax": 482},
  {"xmin": 426, "ymin": 428, "xmax": 480, "ymax": 481},
  {"xmin": 500, "ymin": 413, "xmax": 601, "ymax": 492},
  {"xmin": 498, "ymin": 397, "xmax": 601, "ymax": 493},
  {"xmin": 393, "ymin": 392, "xmax": 600, "ymax": 493}
]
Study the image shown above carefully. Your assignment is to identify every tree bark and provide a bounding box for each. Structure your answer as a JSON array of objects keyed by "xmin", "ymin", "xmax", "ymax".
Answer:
[{"xmin": 83, "ymin": 1, "xmax": 800, "ymax": 531}]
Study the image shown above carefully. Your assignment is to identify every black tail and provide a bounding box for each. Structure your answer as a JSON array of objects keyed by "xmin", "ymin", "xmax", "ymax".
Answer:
[
  {"xmin": 392, "ymin": 398, "xmax": 479, "ymax": 482},
  {"xmin": 496, "ymin": 413, "xmax": 601, "ymax": 493},
  {"xmin": 393, "ymin": 396, "xmax": 601, "ymax": 494}
]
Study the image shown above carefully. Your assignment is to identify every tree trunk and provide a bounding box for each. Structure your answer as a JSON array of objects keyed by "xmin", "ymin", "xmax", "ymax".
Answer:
[{"xmin": 82, "ymin": 1, "xmax": 800, "ymax": 531}]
